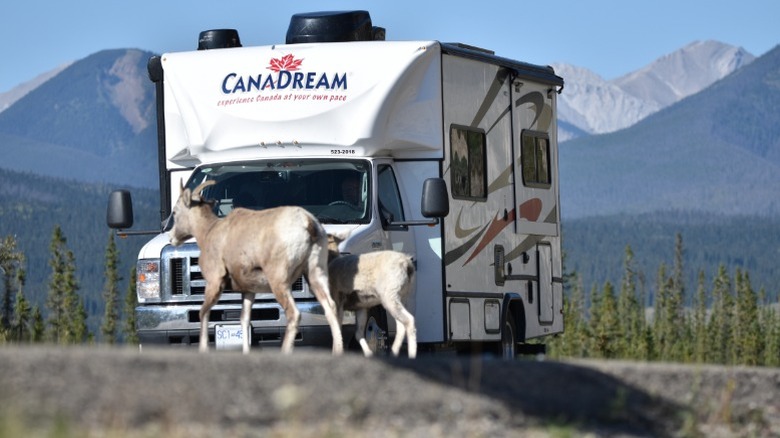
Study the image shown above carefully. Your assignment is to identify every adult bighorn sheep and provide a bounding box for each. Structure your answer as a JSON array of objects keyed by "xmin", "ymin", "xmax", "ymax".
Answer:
[
  {"xmin": 169, "ymin": 180, "xmax": 343, "ymax": 355},
  {"xmin": 327, "ymin": 233, "xmax": 417, "ymax": 358}
]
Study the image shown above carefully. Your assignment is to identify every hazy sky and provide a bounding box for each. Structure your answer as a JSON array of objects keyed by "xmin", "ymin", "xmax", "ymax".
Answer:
[{"xmin": 1, "ymin": 0, "xmax": 777, "ymax": 92}]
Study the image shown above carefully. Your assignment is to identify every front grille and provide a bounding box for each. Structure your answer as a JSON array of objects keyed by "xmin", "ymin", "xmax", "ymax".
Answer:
[
  {"xmin": 187, "ymin": 308, "xmax": 280, "ymax": 323},
  {"xmin": 171, "ymin": 258, "xmax": 184, "ymax": 295},
  {"xmin": 162, "ymin": 243, "xmax": 308, "ymax": 300}
]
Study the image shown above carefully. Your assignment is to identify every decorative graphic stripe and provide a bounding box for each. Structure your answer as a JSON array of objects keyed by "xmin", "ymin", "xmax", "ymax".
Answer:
[
  {"xmin": 516, "ymin": 91, "xmax": 544, "ymax": 129},
  {"xmin": 462, "ymin": 198, "xmax": 543, "ymax": 266},
  {"xmin": 470, "ymin": 69, "xmax": 510, "ymax": 128},
  {"xmin": 444, "ymin": 222, "xmax": 489, "ymax": 266},
  {"xmin": 454, "ymin": 206, "xmax": 484, "ymax": 238}
]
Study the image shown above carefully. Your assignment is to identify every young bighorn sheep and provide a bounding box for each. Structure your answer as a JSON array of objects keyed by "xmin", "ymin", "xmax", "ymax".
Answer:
[
  {"xmin": 169, "ymin": 180, "xmax": 343, "ymax": 355},
  {"xmin": 327, "ymin": 234, "xmax": 417, "ymax": 358}
]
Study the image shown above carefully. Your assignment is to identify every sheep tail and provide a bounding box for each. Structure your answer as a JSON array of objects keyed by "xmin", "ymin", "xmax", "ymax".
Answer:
[
  {"xmin": 305, "ymin": 214, "xmax": 325, "ymax": 244},
  {"xmin": 406, "ymin": 256, "xmax": 416, "ymax": 278}
]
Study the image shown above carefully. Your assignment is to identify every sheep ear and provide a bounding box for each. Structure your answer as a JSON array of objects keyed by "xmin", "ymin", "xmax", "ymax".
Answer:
[
  {"xmin": 181, "ymin": 188, "xmax": 193, "ymax": 207},
  {"xmin": 327, "ymin": 231, "xmax": 348, "ymax": 246}
]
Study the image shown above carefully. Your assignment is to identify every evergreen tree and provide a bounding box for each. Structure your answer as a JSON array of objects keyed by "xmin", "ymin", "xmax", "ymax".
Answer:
[
  {"xmin": 123, "ymin": 266, "xmax": 139, "ymax": 345},
  {"xmin": 30, "ymin": 305, "xmax": 45, "ymax": 343},
  {"xmin": 0, "ymin": 235, "xmax": 25, "ymax": 330},
  {"xmin": 549, "ymin": 272, "xmax": 587, "ymax": 358},
  {"xmin": 590, "ymin": 281, "xmax": 619, "ymax": 358},
  {"xmin": 46, "ymin": 226, "xmax": 70, "ymax": 343},
  {"xmin": 101, "ymin": 232, "xmax": 121, "ymax": 344},
  {"xmin": 10, "ymin": 266, "xmax": 29, "ymax": 342},
  {"xmin": 763, "ymin": 298, "xmax": 780, "ymax": 367},
  {"xmin": 46, "ymin": 226, "xmax": 89, "ymax": 344},
  {"xmin": 72, "ymin": 293, "xmax": 90, "ymax": 344},
  {"xmin": 652, "ymin": 263, "xmax": 669, "ymax": 361},
  {"xmin": 63, "ymin": 248, "xmax": 88, "ymax": 343},
  {"xmin": 617, "ymin": 245, "xmax": 643, "ymax": 359},
  {"xmin": 666, "ymin": 234, "xmax": 686, "ymax": 362},
  {"xmin": 12, "ymin": 286, "xmax": 31, "ymax": 342},
  {"xmin": 708, "ymin": 265, "xmax": 733, "ymax": 364},
  {"xmin": 692, "ymin": 270, "xmax": 709, "ymax": 363},
  {"xmin": 733, "ymin": 270, "xmax": 762, "ymax": 365}
]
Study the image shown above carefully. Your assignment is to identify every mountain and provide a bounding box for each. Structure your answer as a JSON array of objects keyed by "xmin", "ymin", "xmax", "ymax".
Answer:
[
  {"xmin": 614, "ymin": 40, "xmax": 755, "ymax": 108},
  {"xmin": 0, "ymin": 49, "xmax": 158, "ymax": 189},
  {"xmin": 0, "ymin": 42, "xmax": 756, "ymax": 188},
  {"xmin": 0, "ymin": 62, "xmax": 72, "ymax": 112},
  {"xmin": 554, "ymin": 63, "xmax": 659, "ymax": 140},
  {"xmin": 555, "ymin": 41, "xmax": 755, "ymax": 140},
  {"xmin": 559, "ymin": 44, "xmax": 780, "ymax": 219}
]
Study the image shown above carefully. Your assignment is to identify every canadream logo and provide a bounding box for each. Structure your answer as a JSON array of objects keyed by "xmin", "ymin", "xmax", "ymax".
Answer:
[{"xmin": 221, "ymin": 54, "xmax": 347, "ymax": 94}]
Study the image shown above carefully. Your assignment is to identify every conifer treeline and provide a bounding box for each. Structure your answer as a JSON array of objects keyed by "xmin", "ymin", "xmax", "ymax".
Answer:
[
  {"xmin": 549, "ymin": 233, "xmax": 780, "ymax": 367},
  {"xmin": 2, "ymin": 227, "xmax": 779, "ymax": 367},
  {"xmin": 0, "ymin": 227, "xmax": 135, "ymax": 344}
]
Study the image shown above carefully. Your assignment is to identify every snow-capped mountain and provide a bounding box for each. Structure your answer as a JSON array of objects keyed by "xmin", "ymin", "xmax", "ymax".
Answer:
[
  {"xmin": 554, "ymin": 40, "xmax": 755, "ymax": 141},
  {"xmin": 553, "ymin": 63, "xmax": 660, "ymax": 139}
]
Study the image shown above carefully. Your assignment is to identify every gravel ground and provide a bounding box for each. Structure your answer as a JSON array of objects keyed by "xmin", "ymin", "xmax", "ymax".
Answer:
[{"xmin": 0, "ymin": 346, "xmax": 778, "ymax": 437}]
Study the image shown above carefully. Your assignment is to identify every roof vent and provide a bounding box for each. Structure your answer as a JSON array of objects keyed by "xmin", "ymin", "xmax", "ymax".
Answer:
[
  {"xmin": 286, "ymin": 10, "xmax": 385, "ymax": 44},
  {"xmin": 198, "ymin": 29, "xmax": 242, "ymax": 50}
]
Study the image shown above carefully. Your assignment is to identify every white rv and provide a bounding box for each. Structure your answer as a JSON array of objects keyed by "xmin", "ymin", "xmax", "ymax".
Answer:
[{"xmin": 108, "ymin": 10, "xmax": 565, "ymax": 357}]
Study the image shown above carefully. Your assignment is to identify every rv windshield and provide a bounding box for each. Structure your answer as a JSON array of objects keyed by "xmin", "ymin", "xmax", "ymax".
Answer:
[{"xmin": 184, "ymin": 159, "xmax": 371, "ymax": 224}]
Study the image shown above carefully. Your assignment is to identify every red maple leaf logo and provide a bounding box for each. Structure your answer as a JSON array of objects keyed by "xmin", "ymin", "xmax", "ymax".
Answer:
[{"xmin": 267, "ymin": 54, "xmax": 303, "ymax": 72}]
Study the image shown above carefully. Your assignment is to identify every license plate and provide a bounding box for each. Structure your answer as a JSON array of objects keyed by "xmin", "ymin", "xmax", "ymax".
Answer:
[{"xmin": 215, "ymin": 324, "xmax": 248, "ymax": 350}]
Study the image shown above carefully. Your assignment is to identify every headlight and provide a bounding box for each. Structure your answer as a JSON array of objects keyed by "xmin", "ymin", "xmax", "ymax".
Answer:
[{"xmin": 137, "ymin": 259, "xmax": 160, "ymax": 301}]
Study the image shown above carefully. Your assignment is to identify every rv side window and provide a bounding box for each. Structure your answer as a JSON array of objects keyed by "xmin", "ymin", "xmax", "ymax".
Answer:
[
  {"xmin": 377, "ymin": 164, "xmax": 406, "ymax": 227},
  {"xmin": 450, "ymin": 125, "xmax": 487, "ymax": 200},
  {"xmin": 521, "ymin": 131, "xmax": 551, "ymax": 188}
]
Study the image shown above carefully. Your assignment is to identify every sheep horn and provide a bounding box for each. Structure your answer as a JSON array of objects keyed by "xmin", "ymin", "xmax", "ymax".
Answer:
[{"xmin": 191, "ymin": 180, "xmax": 217, "ymax": 203}]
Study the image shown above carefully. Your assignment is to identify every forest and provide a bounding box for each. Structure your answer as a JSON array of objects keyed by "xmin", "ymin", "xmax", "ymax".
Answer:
[
  {"xmin": 2, "ymin": 217, "xmax": 779, "ymax": 367},
  {"xmin": 547, "ymin": 234, "xmax": 780, "ymax": 367}
]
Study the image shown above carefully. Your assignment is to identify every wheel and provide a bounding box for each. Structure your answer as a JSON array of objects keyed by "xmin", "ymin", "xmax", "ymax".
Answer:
[
  {"xmin": 364, "ymin": 306, "xmax": 388, "ymax": 355},
  {"xmin": 500, "ymin": 312, "xmax": 517, "ymax": 359}
]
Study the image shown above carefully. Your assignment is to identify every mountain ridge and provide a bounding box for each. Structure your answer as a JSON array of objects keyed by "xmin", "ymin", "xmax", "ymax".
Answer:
[
  {"xmin": 0, "ymin": 49, "xmax": 158, "ymax": 189},
  {"xmin": 560, "ymin": 44, "xmax": 780, "ymax": 219},
  {"xmin": 554, "ymin": 40, "xmax": 756, "ymax": 140},
  {"xmin": 0, "ymin": 62, "xmax": 72, "ymax": 112}
]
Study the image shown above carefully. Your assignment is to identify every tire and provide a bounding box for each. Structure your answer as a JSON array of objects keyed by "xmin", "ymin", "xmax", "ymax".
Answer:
[
  {"xmin": 364, "ymin": 306, "xmax": 389, "ymax": 356},
  {"xmin": 500, "ymin": 312, "xmax": 517, "ymax": 359},
  {"xmin": 456, "ymin": 311, "xmax": 519, "ymax": 358}
]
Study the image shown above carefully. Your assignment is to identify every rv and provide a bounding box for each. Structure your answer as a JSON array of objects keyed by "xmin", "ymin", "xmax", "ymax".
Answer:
[{"xmin": 108, "ymin": 10, "xmax": 565, "ymax": 357}]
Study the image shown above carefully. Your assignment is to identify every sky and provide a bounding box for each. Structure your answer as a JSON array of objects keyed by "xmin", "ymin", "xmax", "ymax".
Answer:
[{"xmin": 1, "ymin": 0, "xmax": 778, "ymax": 93}]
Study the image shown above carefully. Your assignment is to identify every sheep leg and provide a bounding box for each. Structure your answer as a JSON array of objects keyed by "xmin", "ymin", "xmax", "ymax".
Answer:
[
  {"xmin": 398, "ymin": 308, "xmax": 417, "ymax": 359},
  {"xmin": 199, "ymin": 309, "xmax": 211, "ymax": 353},
  {"xmin": 405, "ymin": 313, "xmax": 417, "ymax": 359},
  {"xmin": 199, "ymin": 284, "xmax": 222, "ymax": 353},
  {"xmin": 391, "ymin": 318, "xmax": 405, "ymax": 357},
  {"xmin": 336, "ymin": 302, "xmax": 345, "ymax": 327},
  {"xmin": 240, "ymin": 292, "xmax": 255, "ymax": 354},
  {"xmin": 274, "ymin": 285, "xmax": 300, "ymax": 354},
  {"xmin": 387, "ymin": 298, "xmax": 417, "ymax": 359},
  {"xmin": 307, "ymin": 269, "xmax": 344, "ymax": 355},
  {"xmin": 354, "ymin": 309, "xmax": 373, "ymax": 357}
]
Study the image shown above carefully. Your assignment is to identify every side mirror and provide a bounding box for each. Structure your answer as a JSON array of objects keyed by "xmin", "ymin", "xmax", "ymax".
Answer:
[
  {"xmin": 421, "ymin": 178, "xmax": 449, "ymax": 218},
  {"xmin": 107, "ymin": 190, "xmax": 134, "ymax": 229}
]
